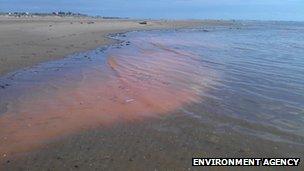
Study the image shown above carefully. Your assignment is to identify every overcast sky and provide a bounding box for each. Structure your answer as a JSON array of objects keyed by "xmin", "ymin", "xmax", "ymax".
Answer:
[{"xmin": 0, "ymin": 0, "xmax": 303, "ymax": 21}]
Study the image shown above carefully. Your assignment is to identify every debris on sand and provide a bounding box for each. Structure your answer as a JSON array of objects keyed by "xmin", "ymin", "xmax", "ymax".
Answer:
[
  {"xmin": 125, "ymin": 99, "xmax": 135, "ymax": 103},
  {"xmin": 0, "ymin": 83, "xmax": 10, "ymax": 89},
  {"xmin": 139, "ymin": 21, "xmax": 147, "ymax": 25}
]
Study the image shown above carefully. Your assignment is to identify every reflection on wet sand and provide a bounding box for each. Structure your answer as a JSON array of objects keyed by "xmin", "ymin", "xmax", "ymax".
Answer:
[{"xmin": 0, "ymin": 36, "xmax": 215, "ymax": 157}]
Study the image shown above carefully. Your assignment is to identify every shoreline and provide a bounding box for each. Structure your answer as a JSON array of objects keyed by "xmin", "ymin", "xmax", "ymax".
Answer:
[
  {"xmin": 1, "ymin": 18, "xmax": 304, "ymax": 170},
  {"xmin": 0, "ymin": 16, "xmax": 234, "ymax": 76}
]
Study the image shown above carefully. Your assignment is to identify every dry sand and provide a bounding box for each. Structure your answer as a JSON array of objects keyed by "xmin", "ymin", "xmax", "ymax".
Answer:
[{"xmin": 0, "ymin": 16, "xmax": 221, "ymax": 76}]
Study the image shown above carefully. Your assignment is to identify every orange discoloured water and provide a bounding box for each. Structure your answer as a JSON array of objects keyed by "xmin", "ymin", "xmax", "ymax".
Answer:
[{"xmin": 0, "ymin": 33, "xmax": 215, "ymax": 157}]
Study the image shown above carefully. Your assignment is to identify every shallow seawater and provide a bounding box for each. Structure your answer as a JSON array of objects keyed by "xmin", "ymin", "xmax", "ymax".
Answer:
[{"xmin": 0, "ymin": 21, "xmax": 304, "ymax": 158}]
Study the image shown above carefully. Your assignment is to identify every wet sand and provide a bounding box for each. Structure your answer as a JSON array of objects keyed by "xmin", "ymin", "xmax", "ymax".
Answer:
[
  {"xmin": 0, "ymin": 46, "xmax": 204, "ymax": 156},
  {"xmin": 3, "ymin": 110, "xmax": 302, "ymax": 171},
  {"xmin": 0, "ymin": 29, "xmax": 215, "ymax": 170}
]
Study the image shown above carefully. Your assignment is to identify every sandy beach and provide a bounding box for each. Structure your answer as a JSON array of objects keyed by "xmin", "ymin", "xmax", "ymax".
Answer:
[
  {"xmin": 0, "ymin": 16, "xmax": 230, "ymax": 170},
  {"xmin": 1, "ymin": 16, "xmax": 303, "ymax": 171},
  {"xmin": 0, "ymin": 16, "xmax": 223, "ymax": 76}
]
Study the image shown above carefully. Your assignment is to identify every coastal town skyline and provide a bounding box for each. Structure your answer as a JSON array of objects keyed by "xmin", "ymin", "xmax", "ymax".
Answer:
[{"xmin": 0, "ymin": 0, "xmax": 303, "ymax": 21}]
